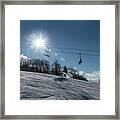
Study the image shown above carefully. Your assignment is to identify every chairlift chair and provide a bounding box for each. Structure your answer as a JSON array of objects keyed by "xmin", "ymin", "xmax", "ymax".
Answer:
[{"xmin": 79, "ymin": 53, "xmax": 82, "ymax": 65}]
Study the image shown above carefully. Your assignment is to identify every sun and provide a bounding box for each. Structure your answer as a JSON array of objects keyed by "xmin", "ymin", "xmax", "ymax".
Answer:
[
  {"xmin": 34, "ymin": 38, "xmax": 45, "ymax": 48},
  {"xmin": 33, "ymin": 32, "xmax": 47, "ymax": 49},
  {"xmin": 27, "ymin": 31, "xmax": 48, "ymax": 52}
]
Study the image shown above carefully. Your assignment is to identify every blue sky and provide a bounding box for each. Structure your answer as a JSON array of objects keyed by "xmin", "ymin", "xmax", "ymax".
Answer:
[{"xmin": 20, "ymin": 20, "xmax": 100, "ymax": 73}]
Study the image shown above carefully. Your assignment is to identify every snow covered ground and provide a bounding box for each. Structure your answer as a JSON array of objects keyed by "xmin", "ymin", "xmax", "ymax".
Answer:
[{"xmin": 20, "ymin": 71, "xmax": 100, "ymax": 100}]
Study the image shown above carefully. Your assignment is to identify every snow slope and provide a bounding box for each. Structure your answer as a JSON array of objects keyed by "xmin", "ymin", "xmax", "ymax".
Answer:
[{"xmin": 20, "ymin": 71, "xmax": 100, "ymax": 100}]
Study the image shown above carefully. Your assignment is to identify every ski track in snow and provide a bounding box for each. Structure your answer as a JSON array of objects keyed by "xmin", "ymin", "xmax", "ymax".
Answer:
[{"xmin": 20, "ymin": 71, "xmax": 100, "ymax": 100}]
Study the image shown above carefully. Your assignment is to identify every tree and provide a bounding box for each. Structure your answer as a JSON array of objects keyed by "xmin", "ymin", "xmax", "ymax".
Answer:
[
  {"xmin": 51, "ymin": 59, "xmax": 61, "ymax": 76},
  {"xmin": 20, "ymin": 61, "xmax": 29, "ymax": 71},
  {"xmin": 68, "ymin": 67, "xmax": 87, "ymax": 81},
  {"xmin": 42, "ymin": 59, "xmax": 50, "ymax": 74},
  {"xmin": 63, "ymin": 66, "xmax": 68, "ymax": 74},
  {"xmin": 68, "ymin": 67, "xmax": 75, "ymax": 75}
]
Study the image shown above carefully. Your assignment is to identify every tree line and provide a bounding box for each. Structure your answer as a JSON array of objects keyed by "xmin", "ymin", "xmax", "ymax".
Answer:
[{"xmin": 20, "ymin": 58, "xmax": 87, "ymax": 81}]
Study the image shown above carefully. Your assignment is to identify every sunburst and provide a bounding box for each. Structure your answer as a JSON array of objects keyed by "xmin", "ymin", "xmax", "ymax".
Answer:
[{"xmin": 27, "ymin": 31, "xmax": 49, "ymax": 53}]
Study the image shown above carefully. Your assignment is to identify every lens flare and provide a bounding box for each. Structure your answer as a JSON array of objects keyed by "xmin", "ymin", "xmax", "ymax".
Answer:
[
  {"xmin": 34, "ymin": 38, "xmax": 45, "ymax": 48},
  {"xmin": 27, "ymin": 31, "xmax": 49, "ymax": 53}
]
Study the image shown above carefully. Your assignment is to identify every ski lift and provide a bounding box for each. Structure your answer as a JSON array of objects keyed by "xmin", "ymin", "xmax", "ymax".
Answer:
[
  {"xmin": 43, "ymin": 46, "xmax": 50, "ymax": 57},
  {"xmin": 79, "ymin": 53, "xmax": 82, "ymax": 65},
  {"xmin": 43, "ymin": 53, "xmax": 50, "ymax": 57}
]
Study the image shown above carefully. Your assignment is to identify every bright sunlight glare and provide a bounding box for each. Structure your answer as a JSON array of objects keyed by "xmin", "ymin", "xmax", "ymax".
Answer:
[
  {"xmin": 27, "ymin": 31, "xmax": 49, "ymax": 52},
  {"xmin": 34, "ymin": 38, "xmax": 45, "ymax": 48}
]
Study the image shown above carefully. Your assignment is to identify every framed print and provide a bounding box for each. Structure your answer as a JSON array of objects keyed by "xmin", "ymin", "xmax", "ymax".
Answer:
[{"xmin": 0, "ymin": 0, "xmax": 119, "ymax": 119}]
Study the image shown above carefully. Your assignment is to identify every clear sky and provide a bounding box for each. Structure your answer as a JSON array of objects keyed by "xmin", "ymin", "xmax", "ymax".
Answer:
[{"xmin": 20, "ymin": 20, "xmax": 100, "ymax": 73}]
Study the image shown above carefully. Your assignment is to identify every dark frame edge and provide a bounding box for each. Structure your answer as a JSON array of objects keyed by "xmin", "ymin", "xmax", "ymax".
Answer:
[
  {"xmin": 0, "ymin": 1, "xmax": 1, "ymax": 119},
  {"xmin": 1, "ymin": 0, "xmax": 119, "ymax": 5},
  {"xmin": 115, "ymin": 2, "xmax": 119, "ymax": 119},
  {"xmin": 2, "ymin": 115, "xmax": 119, "ymax": 119},
  {"xmin": 1, "ymin": 0, "xmax": 5, "ymax": 120},
  {"xmin": 0, "ymin": 0, "xmax": 119, "ymax": 119}
]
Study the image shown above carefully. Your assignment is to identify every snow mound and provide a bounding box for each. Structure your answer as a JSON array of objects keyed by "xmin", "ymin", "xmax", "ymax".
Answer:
[{"xmin": 20, "ymin": 71, "xmax": 100, "ymax": 100}]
